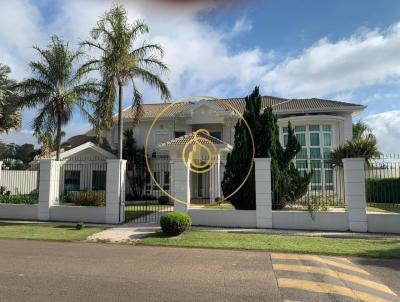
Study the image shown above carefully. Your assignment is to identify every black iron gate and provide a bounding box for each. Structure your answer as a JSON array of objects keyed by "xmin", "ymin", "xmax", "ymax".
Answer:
[{"xmin": 124, "ymin": 158, "xmax": 173, "ymax": 223}]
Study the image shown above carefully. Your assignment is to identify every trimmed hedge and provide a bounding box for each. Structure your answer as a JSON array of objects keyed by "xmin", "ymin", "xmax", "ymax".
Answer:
[
  {"xmin": 366, "ymin": 178, "xmax": 400, "ymax": 204},
  {"xmin": 62, "ymin": 191, "xmax": 105, "ymax": 207},
  {"xmin": 160, "ymin": 212, "xmax": 192, "ymax": 236},
  {"xmin": 0, "ymin": 194, "xmax": 38, "ymax": 205}
]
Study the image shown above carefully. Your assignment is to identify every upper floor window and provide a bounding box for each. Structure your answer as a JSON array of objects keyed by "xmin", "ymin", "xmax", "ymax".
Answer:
[
  {"xmin": 210, "ymin": 131, "xmax": 222, "ymax": 140},
  {"xmin": 174, "ymin": 131, "xmax": 185, "ymax": 138}
]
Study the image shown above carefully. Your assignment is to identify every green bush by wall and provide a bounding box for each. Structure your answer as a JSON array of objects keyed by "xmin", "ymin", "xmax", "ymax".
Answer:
[
  {"xmin": 160, "ymin": 212, "xmax": 192, "ymax": 236},
  {"xmin": 0, "ymin": 194, "xmax": 38, "ymax": 204}
]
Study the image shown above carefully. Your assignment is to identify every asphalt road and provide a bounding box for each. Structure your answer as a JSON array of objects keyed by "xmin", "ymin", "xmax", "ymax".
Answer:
[{"xmin": 0, "ymin": 240, "xmax": 399, "ymax": 302}]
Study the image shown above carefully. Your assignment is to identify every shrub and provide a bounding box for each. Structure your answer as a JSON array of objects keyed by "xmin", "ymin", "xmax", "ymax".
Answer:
[
  {"xmin": 158, "ymin": 195, "xmax": 170, "ymax": 205},
  {"xmin": 366, "ymin": 178, "xmax": 400, "ymax": 204},
  {"xmin": 0, "ymin": 194, "xmax": 38, "ymax": 204},
  {"xmin": 76, "ymin": 222, "xmax": 85, "ymax": 230},
  {"xmin": 64, "ymin": 191, "xmax": 105, "ymax": 207},
  {"xmin": 160, "ymin": 212, "xmax": 192, "ymax": 236}
]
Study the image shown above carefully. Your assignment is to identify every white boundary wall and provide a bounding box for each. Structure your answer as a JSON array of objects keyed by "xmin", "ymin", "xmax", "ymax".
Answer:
[
  {"xmin": 49, "ymin": 206, "xmax": 106, "ymax": 223},
  {"xmin": 0, "ymin": 204, "xmax": 38, "ymax": 220},
  {"xmin": 188, "ymin": 209, "xmax": 256, "ymax": 228},
  {"xmin": 187, "ymin": 157, "xmax": 400, "ymax": 233}
]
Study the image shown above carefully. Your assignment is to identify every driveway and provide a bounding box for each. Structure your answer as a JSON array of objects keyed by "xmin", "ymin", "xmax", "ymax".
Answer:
[{"xmin": 0, "ymin": 240, "xmax": 398, "ymax": 302}]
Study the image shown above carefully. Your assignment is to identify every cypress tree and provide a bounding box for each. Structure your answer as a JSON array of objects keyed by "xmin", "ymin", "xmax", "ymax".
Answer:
[{"xmin": 222, "ymin": 87, "xmax": 311, "ymax": 210}]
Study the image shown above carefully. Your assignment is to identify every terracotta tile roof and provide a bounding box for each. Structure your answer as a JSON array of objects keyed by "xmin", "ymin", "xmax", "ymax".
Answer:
[
  {"xmin": 120, "ymin": 96, "xmax": 365, "ymax": 120},
  {"xmin": 159, "ymin": 131, "xmax": 228, "ymax": 147}
]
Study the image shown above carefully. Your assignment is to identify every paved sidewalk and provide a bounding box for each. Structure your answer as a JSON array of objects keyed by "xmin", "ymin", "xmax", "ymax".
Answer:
[{"xmin": 87, "ymin": 223, "xmax": 160, "ymax": 242}]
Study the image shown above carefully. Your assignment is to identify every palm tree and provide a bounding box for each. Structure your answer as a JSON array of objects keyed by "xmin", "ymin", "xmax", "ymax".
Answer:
[
  {"xmin": 0, "ymin": 63, "xmax": 21, "ymax": 133},
  {"xmin": 331, "ymin": 120, "xmax": 380, "ymax": 166},
  {"xmin": 82, "ymin": 5, "xmax": 171, "ymax": 159},
  {"xmin": 16, "ymin": 35, "xmax": 100, "ymax": 160}
]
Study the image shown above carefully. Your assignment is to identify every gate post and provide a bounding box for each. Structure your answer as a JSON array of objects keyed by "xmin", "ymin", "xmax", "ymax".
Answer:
[
  {"xmin": 255, "ymin": 158, "xmax": 272, "ymax": 228},
  {"xmin": 343, "ymin": 158, "xmax": 367, "ymax": 232},
  {"xmin": 171, "ymin": 159, "xmax": 190, "ymax": 212},
  {"xmin": 38, "ymin": 159, "xmax": 58, "ymax": 221},
  {"xmin": 106, "ymin": 159, "xmax": 127, "ymax": 224}
]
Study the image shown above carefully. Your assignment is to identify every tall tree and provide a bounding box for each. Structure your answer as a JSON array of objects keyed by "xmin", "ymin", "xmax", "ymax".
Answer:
[
  {"xmin": 82, "ymin": 5, "xmax": 171, "ymax": 158},
  {"xmin": 16, "ymin": 35, "xmax": 99, "ymax": 160},
  {"xmin": 222, "ymin": 87, "xmax": 310, "ymax": 210},
  {"xmin": 0, "ymin": 63, "xmax": 21, "ymax": 133},
  {"xmin": 331, "ymin": 120, "xmax": 380, "ymax": 166}
]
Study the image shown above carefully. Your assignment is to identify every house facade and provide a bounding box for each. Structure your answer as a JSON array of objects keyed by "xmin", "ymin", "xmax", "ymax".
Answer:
[{"xmin": 80, "ymin": 96, "xmax": 365, "ymax": 202}]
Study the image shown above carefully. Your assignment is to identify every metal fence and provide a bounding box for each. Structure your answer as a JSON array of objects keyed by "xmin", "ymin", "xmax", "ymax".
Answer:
[
  {"xmin": 54, "ymin": 157, "xmax": 107, "ymax": 207},
  {"xmin": 366, "ymin": 155, "xmax": 400, "ymax": 212},
  {"xmin": 125, "ymin": 158, "xmax": 173, "ymax": 223},
  {"xmin": 0, "ymin": 159, "xmax": 40, "ymax": 204},
  {"xmin": 272, "ymin": 158, "xmax": 345, "ymax": 211}
]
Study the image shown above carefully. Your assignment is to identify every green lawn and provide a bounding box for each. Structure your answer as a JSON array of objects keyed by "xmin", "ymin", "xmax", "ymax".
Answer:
[
  {"xmin": 140, "ymin": 231, "xmax": 400, "ymax": 258},
  {"xmin": 125, "ymin": 204, "xmax": 171, "ymax": 220},
  {"xmin": 367, "ymin": 204, "xmax": 400, "ymax": 213},
  {"xmin": 202, "ymin": 203, "xmax": 235, "ymax": 210},
  {"xmin": 0, "ymin": 223, "xmax": 104, "ymax": 241}
]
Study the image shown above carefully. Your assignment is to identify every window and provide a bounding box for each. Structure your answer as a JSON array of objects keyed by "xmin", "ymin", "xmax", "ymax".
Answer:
[
  {"xmin": 310, "ymin": 148, "xmax": 321, "ymax": 158},
  {"xmin": 323, "ymin": 133, "xmax": 331, "ymax": 146},
  {"xmin": 92, "ymin": 170, "xmax": 106, "ymax": 191},
  {"xmin": 296, "ymin": 133, "xmax": 306, "ymax": 146},
  {"xmin": 310, "ymin": 133, "xmax": 320, "ymax": 146},
  {"xmin": 282, "ymin": 123, "xmax": 334, "ymax": 192},
  {"xmin": 145, "ymin": 172, "xmax": 151, "ymax": 194},
  {"xmin": 64, "ymin": 170, "xmax": 80, "ymax": 192},
  {"xmin": 174, "ymin": 131, "xmax": 185, "ymax": 138},
  {"xmin": 153, "ymin": 172, "xmax": 159, "ymax": 190},
  {"xmin": 163, "ymin": 171, "xmax": 170, "ymax": 190},
  {"xmin": 210, "ymin": 131, "xmax": 222, "ymax": 140},
  {"xmin": 295, "ymin": 125, "xmax": 306, "ymax": 132},
  {"xmin": 296, "ymin": 148, "xmax": 308, "ymax": 159},
  {"xmin": 155, "ymin": 131, "xmax": 170, "ymax": 145}
]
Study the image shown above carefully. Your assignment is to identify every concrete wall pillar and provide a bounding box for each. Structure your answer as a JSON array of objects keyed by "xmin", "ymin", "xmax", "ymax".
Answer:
[
  {"xmin": 255, "ymin": 158, "xmax": 272, "ymax": 228},
  {"xmin": 171, "ymin": 159, "xmax": 189, "ymax": 212},
  {"xmin": 38, "ymin": 159, "xmax": 58, "ymax": 220},
  {"xmin": 106, "ymin": 159, "xmax": 127, "ymax": 224},
  {"xmin": 343, "ymin": 158, "xmax": 367, "ymax": 232}
]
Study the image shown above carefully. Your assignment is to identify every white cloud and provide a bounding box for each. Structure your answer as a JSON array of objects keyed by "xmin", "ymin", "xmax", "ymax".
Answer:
[
  {"xmin": 230, "ymin": 15, "xmax": 252, "ymax": 37},
  {"xmin": 264, "ymin": 23, "xmax": 400, "ymax": 97},
  {"xmin": 365, "ymin": 111, "xmax": 400, "ymax": 154}
]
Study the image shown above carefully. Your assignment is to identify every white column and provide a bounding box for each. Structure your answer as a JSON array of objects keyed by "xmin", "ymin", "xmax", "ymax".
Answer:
[
  {"xmin": 38, "ymin": 159, "xmax": 58, "ymax": 220},
  {"xmin": 106, "ymin": 159, "xmax": 127, "ymax": 224},
  {"xmin": 255, "ymin": 158, "xmax": 272, "ymax": 228},
  {"xmin": 216, "ymin": 154, "xmax": 221, "ymax": 199},
  {"xmin": 0, "ymin": 161, "xmax": 3, "ymax": 183},
  {"xmin": 172, "ymin": 159, "xmax": 189, "ymax": 212},
  {"xmin": 343, "ymin": 158, "xmax": 367, "ymax": 232}
]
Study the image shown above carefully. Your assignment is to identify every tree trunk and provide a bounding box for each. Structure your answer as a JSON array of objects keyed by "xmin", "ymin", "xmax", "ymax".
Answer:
[
  {"xmin": 117, "ymin": 82, "xmax": 124, "ymax": 159},
  {"xmin": 55, "ymin": 115, "xmax": 62, "ymax": 161}
]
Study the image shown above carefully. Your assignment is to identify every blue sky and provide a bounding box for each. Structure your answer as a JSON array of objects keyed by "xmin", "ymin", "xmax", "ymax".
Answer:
[{"xmin": 1, "ymin": 0, "xmax": 400, "ymax": 152}]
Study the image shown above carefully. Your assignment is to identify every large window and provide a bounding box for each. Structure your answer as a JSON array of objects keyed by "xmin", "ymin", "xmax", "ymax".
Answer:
[
  {"xmin": 64, "ymin": 170, "xmax": 80, "ymax": 192},
  {"xmin": 210, "ymin": 131, "xmax": 222, "ymax": 140},
  {"xmin": 174, "ymin": 131, "xmax": 185, "ymax": 138},
  {"xmin": 282, "ymin": 124, "xmax": 333, "ymax": 191},
  {"xmin": 92, "ymin": 170, "xmax": 106, "ymax": 191}
]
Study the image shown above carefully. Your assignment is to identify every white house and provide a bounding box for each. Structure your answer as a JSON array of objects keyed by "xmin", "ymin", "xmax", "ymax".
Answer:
[{"xmin": 72, "ymin": 96, "xmax": 365, "ymax": 202}]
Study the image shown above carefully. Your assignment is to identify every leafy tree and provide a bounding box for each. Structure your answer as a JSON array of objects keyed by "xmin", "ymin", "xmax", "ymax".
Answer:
[
  {"xmin": 123, "ymin": 129, "xmax": 146, "ymax": 198},
  {"xmin": 0, "ymin": 63, "xmax": 21, "ymax": 133},
  {"xmin": 82, "ymin": 5, "xmax": 171, "ymax": 158},
  {"xmin": 222, "ymin": 87, "xmax": 311, "ymax": 210},
  {"xmin": 16, "ymin": 35, "xmax": 99, "ymax": 160},
  {"xmin": 331, "ymin": 120, "xmax": 380, "ymax": 166}
]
